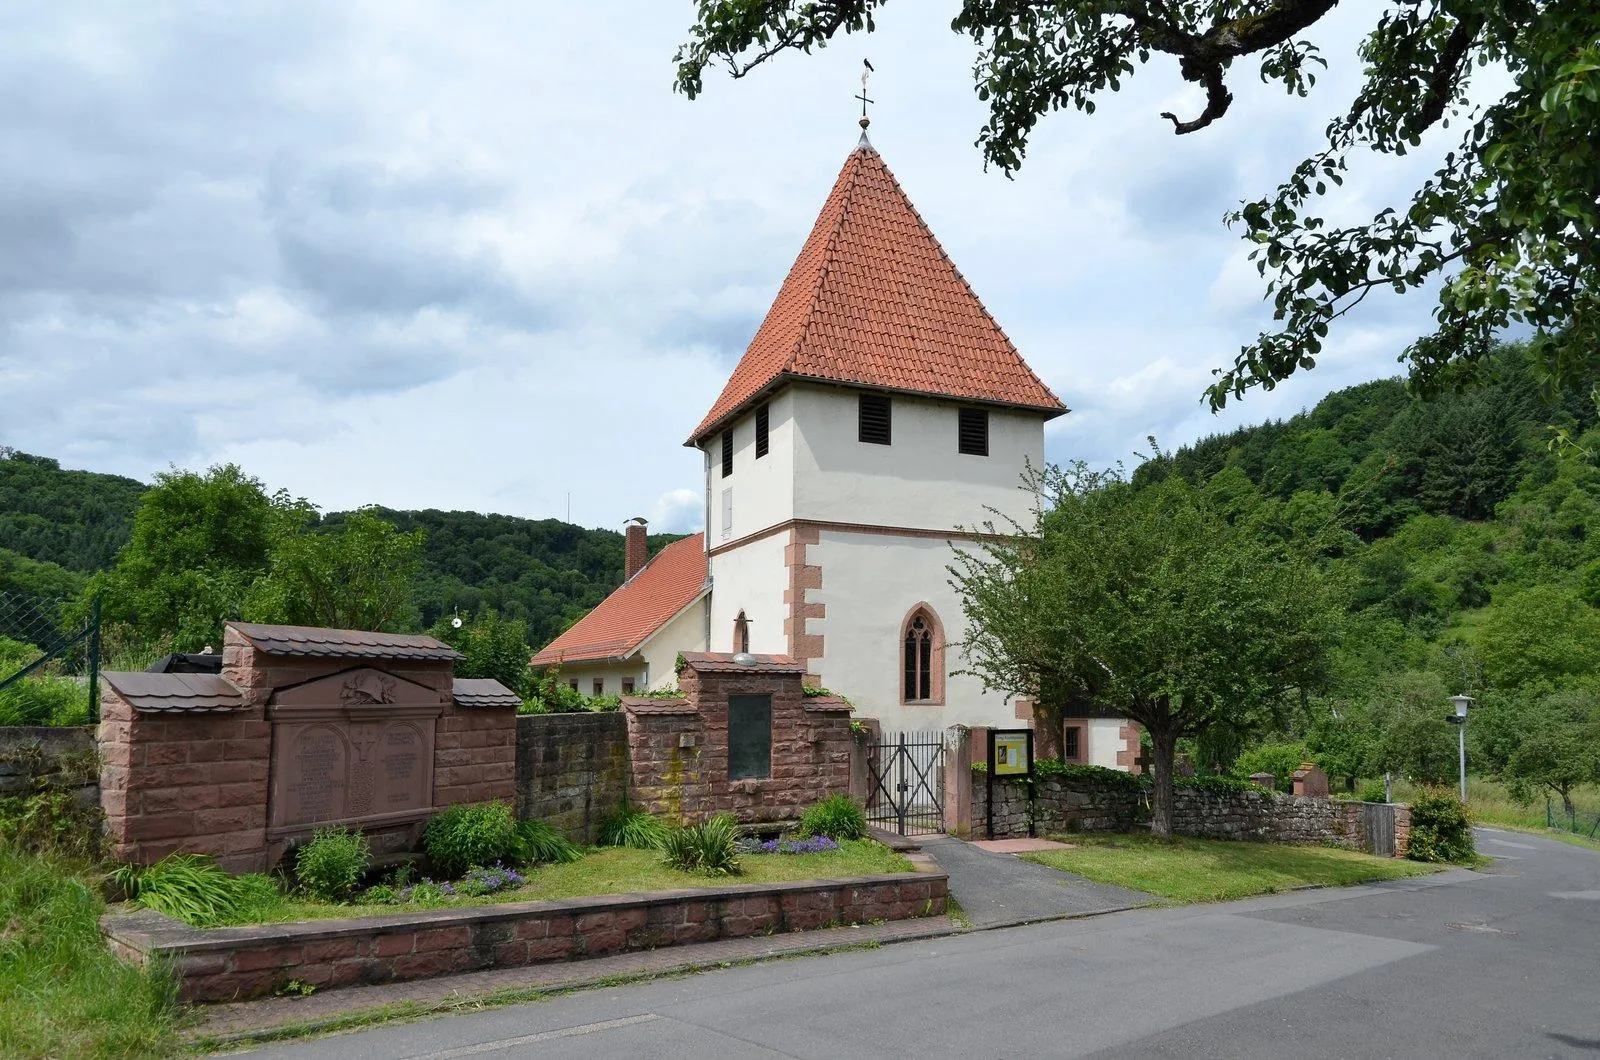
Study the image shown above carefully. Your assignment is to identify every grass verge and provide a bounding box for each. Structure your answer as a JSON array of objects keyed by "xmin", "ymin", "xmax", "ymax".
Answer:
[
  {"xmin": 1024, "ymin": 834, "xmax": 1437, "ymax": 904},
  {"xmin": 203, "ymin": 840, "xmax": 914, "ymax": 926},
  {"xmin": 0, "ymin": 844, "xmax": 180, "ymax": 1059}
]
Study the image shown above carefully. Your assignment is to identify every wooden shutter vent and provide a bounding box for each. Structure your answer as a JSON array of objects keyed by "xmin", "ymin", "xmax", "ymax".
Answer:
[
  {"xmin": 721, "ymin": 429, "xmax": 734, "ymax": 477},
  {"xmin": 958, "ymin": 408, "xmax": 989, "ymax": 456},
  {"xmin": 755, "ymin": 404, "xmax": 769, "ymax": 458},
  {"xmin": 859, "ymin": 393, "xmax": 892, "ymax": 445}
]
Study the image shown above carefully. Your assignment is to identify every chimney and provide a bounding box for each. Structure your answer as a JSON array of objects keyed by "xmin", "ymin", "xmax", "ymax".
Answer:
[{"xmin": 624, "ymin": 520, "xmax": 648, "ymax": 580}]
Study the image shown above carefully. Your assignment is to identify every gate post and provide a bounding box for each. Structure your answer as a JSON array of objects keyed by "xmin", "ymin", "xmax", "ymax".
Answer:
[{"xmin": 944, "ymin": 726, "xmax": 972, "ymax": 837}]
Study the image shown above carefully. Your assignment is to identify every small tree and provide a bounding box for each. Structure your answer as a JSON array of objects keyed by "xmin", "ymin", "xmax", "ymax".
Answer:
[
  {"xmin": 953, "ymin": 463, "xmax": 1340, "ymax": 840},
  {"xmin": 431, "ymin": 609, "xmax": 533, "ymax": 697},
  {"xmin": 248, "ymin": 509, "xmax": 423, "ymax": 632},
  {"xmin": 1502, "ymin": 687, "xmax": 1600, "ymax": 820}
]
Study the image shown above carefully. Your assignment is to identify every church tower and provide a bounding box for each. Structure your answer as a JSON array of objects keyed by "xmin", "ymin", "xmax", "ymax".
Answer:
[{"xmin": 685, "ymin": 134, "xmax": 1073, "ymax": 736}]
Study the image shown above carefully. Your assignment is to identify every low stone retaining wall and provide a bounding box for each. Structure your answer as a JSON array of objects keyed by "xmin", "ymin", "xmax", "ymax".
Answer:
[
  {"xmin": 972, "ymin": 772, "xmax": 1142, "ymax": 838},
  {"xmin": 513, "ymin": 712, "xmax": 629, "ymax": 843},
  {"xmin": 1172, "ymin": 788, "xmax": 1337, "ymax": 843},
  {"xmin": 102, "ymin": 871, "xmax": 949, "ymax": 1002},
  {"xmin": 0, "ymin": 725, "xmax": 98, "ymax": 802}
]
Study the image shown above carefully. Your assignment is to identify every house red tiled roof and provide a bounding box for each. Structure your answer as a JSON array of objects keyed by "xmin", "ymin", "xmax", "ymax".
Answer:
[
  {"xmin": 531, "ymin": 534, "xmax": 708, "ymax": 667},
  {"xmin": 687, "ymin": 136, "xmax": 1067, "ymax": 445}
]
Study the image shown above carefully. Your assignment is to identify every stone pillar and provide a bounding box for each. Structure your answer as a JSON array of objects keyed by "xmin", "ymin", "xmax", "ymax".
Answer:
[
  {"xmin": 1250, "ymin": 772, "xmax": 1276, "ymax": 791},
  {"xmin": 943, "ymin": 726, "xmax": 972, "ymax": 837}
]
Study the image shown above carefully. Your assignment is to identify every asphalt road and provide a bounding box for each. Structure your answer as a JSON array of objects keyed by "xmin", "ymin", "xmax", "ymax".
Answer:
[{"xmin": 239, "ymin": 829, "xmax": 1600, "ymax": 1059}]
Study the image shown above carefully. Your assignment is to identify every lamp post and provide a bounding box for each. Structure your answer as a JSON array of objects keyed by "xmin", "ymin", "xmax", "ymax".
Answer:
[{"xmin": 1448, "ymin": 694, "xmax": 1474, "ymax": 803}]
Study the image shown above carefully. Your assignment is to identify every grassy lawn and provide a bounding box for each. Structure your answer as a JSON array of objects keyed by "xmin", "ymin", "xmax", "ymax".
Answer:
[
  {"xmin": 0, "ymin": 845, "xmax": 179, "ymax": 1059},
  {"xmin": 1023, "ymin": 834, "xmax": 1438, "ymax": 904},
  {"xmin": 215, "ymin": 840, "xmax": 915, "ymax": 926}
]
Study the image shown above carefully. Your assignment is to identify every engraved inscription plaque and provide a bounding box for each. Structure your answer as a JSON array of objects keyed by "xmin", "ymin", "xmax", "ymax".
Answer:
[{"xmin": 267, "ymin": 667, "xmax": 444, "ymax": 836}]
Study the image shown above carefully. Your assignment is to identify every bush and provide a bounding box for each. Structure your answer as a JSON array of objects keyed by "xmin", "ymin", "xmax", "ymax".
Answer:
[
  {"xmin": 798, "ymin": 794, "xmax": 867, "ymax": 840},
  {"xmin": 1033, "ymin": 759, "xmax": 1145, "ymax": 792},
  {"xmin": 454, "ymin": 863, "xmax": 526, "ymax": 896},
  {"xmin": 112, "ymin": 854, "xmax": 281, "ymax": 927},
  {"xmin": 1356, "ymin": 780, "xmax": 1389, "ymax": 804},
  {"xmin": 598, "ymin": 801, "xmax": 668, "ymax": 850},
  {"xmin": 423, "ymin": 802, "xmax": 519, "ymax": 877},
  {"xmin": 511, "ymin": 819, "xmax": 582, "ymax": 864},
  {"xmin": 1407, "ymin": 789, "xmax": 1476, "ymax": 863},
  {"xmin": 1230, "ymin": 742, "xmax": 1309, "ymax": 792},
  {"xmin": 660, "ymin": 813, "xmax": 742, "ymax": 876},
  {"xmin": 295, "ymin": 827, "xmax": 371, "ymax": 902},
  {"xmin": 1173, "ymin": 774, "xmax": 1263, "ymax": 795}
]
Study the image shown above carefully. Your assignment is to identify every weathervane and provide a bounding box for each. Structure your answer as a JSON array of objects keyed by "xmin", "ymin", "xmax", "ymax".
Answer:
[{"xmin": 856, "ymin": 58, "xmax": 875, "ymax": 132}]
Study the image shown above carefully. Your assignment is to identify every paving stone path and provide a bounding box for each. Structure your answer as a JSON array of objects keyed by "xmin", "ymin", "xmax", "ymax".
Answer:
[{"xmin": 922, "ymin": 835, "xmax": 1155, "ymax": 927}]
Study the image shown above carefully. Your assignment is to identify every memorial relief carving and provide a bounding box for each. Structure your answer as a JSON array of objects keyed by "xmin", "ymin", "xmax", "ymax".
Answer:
[{"xmin": 267, "ymin": 667, "xmax": 446, "ymax": 837}]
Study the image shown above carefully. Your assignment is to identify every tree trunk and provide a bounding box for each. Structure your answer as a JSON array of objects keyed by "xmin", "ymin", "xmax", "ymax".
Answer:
[
  {"xmin": 1560, "ymin": 786, "xmax": 1576, "ymax": 822},
  {"xmin": 1149, "ymin": 725, "xmax": 1178, "ymax": 842}
]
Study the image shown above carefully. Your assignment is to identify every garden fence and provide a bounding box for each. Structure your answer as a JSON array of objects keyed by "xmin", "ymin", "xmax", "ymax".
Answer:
[
  {"xmin": 1547, "ymin": 798, "xmax": 1600, "ymax": 839},
  {"xmin": 0, "ymin": 591, "xmax": 101, "ymax": 724}
]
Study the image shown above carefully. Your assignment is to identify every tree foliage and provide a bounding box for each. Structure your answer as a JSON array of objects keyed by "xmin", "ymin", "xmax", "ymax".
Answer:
[
  {"xmin": 952, "ymin": 461, "xmax": 1340, "ymax": 839},
  {"xmin": 429, "ymin": 609, "xmax": 534, "ymax": 698},
  {"xmin": 247, "ymin": 509, "xmax": 424, "ymax": 633},
  {"xmin": 677, "ymin": 2, "xmax": 1600, "ymax": 405}
]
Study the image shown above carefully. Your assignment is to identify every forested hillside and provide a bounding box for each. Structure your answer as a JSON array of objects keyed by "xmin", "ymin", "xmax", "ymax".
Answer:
[
  {"xmin": 0, "ymin": 450, "xmax": 681, "ymax": 649},
  {"xmin": 1137, "ymin": 345, "xmax": 1600, "ymax": 795}
]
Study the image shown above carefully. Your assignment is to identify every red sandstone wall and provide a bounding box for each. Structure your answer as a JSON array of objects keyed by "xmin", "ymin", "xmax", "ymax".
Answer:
[{"xmin": 435, "ymin": 708, "xmax": 517, "ymax": 807}]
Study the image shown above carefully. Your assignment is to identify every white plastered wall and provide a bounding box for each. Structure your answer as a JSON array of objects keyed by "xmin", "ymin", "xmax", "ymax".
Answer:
[
  {"xmin": 545, "ymin": 661, "xmax": 644, "ymax": 697},
  {"xmin": 790, "ymin": 384, "xmax": 1044, "ymax": 532},
  {"xmin": 701, "ymin": 390, "xmax": 797, "ymax": 544},
  {"xmin": 1088, "ymin": 718, "xmax": 1124, "ymax": 769},
  {"xmin": 707, "ymin": 532, "xmax": 789, "ymax": 656},
  {"xmin": 806, "ymin": 528, "xmax": 1019, "ymax": 733},
  {"xmin": 638, "ymin": 596, "xmax": 709, "ymax": 690}
]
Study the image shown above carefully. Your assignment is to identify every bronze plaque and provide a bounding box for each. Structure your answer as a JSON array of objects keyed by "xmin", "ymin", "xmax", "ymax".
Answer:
[{"xmin": 267, "ymin": 667, "xmax": 445, "ymax": 837}]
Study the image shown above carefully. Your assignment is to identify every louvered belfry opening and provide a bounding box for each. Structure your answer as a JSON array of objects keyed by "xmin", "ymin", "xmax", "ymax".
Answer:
[
  {"xmin": 721, "ymin": 428, "xmax": 734, "ymax": 477},
  {"xmin": 904, "ymin": 614, "xmax": 932, "ymax": 701},
  {"xmin": 859, "ymin": 392, "xmax": 892, "ymax": 445},
  {"xmin": 755, "ymin": 403, "xmax": 769, "ymax": 458},
  {"xmin": 958, "ymin": 407, "xmax": 989, "ymax": 456}
]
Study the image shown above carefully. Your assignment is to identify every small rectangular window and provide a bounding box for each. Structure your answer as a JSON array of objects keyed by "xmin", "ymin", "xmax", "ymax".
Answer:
[
  {"xmin": 1064, "ymin": 726, "xmax": 1082, "ymax": 763},
  {"xmin": 728, "ymin": 694, "xmax": 773, "ymax": 779},
  {"xmin": 958, "ymin": 408, "xmax": 989, "ymax": 456},
  {"xmin": 721, "ymin": 488, "xmax": 733, "ymax": 539},
  {"xmin": 622, "ymin": 680, "xmax": 635, "ymax": 694},
  {"xmin": 568, "ymin": 679, "xmax": 578, "ymax": 692},
  {"xmin": 859, "ymin": 393, "xmax": 891, "ymax": 445},
  {"xmin": 755, "ymin": 404, "xmax": 769, "ymax": 458},
  {"xmin": 592, "ymin": 678, "xmax": 604, "ymax": 696},
  {"xmin": 721, "ymin": 429, "xmax": 734, "ymax": 477}
]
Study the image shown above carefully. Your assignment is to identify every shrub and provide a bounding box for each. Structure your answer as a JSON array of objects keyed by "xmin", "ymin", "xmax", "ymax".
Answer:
[
  {"xmin": 511, "ymin": 819, "xmax": 582, "ymax": 864},
  {"xmin": 660, "ymin": 813, "xmax": 742, "ymax": 876},
  {"xmin": 1034, "ymin": 759, "xmax": 1145, "ymax": 792},
  {"xmin": 1174, "ymin": 774, "xmax": 1263, "ymax": 795},
  {"xmin": 1356, "ymin": 780, "xmax": 1389, "ymax": 804},
  {"xmin": 423, "ymin": 802, "xmax": 519, "ymax": 877},
  {"xmin": 1407, "ymin": 789, "xmax": 1476, "ymax": 863},
  {"xmin": 1230, "ymin": 742, "xmax": 1309, "ymax": 792},
  {"xmin": 598, "ymin": 801, "xmax": 668, "ymax": 849},
  {"xmin": 798, "ymin": 794, "xmax": 867, "ymax": 841},
  {"xmin": 112, "ymin": 854, "xmax": 280, "ymax": 927},
  {"xmin": 295, "ymin": 827, "xmax": 371, "ymax": 902}
]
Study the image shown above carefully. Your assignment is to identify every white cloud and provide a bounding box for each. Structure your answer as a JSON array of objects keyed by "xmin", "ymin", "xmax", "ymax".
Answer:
[{"xmin": 0, "ymin": 1, "xmax": 1461, "ymax": 525}]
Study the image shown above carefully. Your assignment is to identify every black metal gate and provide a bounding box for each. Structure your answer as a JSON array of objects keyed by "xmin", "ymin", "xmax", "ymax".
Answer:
[{"xmin": 865, "ymin": 730, "xmax": 945, "ymax": 836}]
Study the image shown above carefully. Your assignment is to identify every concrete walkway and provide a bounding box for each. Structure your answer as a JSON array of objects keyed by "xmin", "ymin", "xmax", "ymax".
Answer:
[{"xmin": 921, "ymin": 835, "xmax": 1155, "ymax": 927}]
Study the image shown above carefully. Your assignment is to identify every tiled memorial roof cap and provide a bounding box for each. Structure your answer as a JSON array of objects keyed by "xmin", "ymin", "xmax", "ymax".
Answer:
[
  {"xmin": 678, "ymin": 651, "xmax": 806, "ymax": 675},
  {"xmin": 687, "ymin": 139, "xmax": 1066, "ymax": 445},
  {"xmin": 228, "ymin": 622, "xmax": 463, "ymax": 662},
  {"xmin": 620, "ymin": 694, "xmax": 695, "ymax": 715},
  {"xmin": 102, "ymin": 672, "xmax": 246, "ymax": 713},
  {"xmin": 532, "ymin": 534, "xmax": 708, "ymax": 667},
  {"xmin": 452, "ymin": 678, "xmax": 522, "ymax": 709}
]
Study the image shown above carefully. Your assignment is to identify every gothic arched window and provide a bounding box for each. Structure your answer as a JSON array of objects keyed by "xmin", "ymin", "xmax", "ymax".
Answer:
[{"xmin": 901, "ymin": 606, "xmax": 944, "ymax": 704}]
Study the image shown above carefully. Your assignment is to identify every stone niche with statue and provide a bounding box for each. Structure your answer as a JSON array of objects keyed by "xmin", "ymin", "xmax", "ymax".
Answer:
[{"xmin": 99, "ymin": 622, "xmax": 521, "ymax": 872}]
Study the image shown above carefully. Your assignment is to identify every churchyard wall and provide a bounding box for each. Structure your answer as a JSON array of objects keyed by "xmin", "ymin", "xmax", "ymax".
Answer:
[{"xmin": 513, "ymin": 712, "xmax": 629, "ymax": 843}]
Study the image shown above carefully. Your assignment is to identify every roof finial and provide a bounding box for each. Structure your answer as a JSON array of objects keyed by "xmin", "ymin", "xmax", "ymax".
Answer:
[{"xmin": 856, "ymin": 59, "xmax": 875, "ymax": 141}]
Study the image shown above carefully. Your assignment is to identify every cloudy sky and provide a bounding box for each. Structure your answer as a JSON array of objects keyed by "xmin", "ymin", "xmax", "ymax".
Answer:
[{"xmin": 0, "ymin": 3, "xmax": 1454, "ymax": 534}]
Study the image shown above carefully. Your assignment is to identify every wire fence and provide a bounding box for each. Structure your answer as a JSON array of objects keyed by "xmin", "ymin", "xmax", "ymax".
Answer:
[
  {"xmin": 0, "ymin": 590, "xmax": 101, "ymax": 725},
  {"xmin": 1547, "ymin": 798, "xmax": 1600, "ymax": 839}
]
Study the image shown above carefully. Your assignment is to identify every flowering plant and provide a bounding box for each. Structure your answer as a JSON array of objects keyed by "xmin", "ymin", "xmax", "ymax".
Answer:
[{"xmin": 758, "ymin": 836, "xmax": 839, "ymax": 855}]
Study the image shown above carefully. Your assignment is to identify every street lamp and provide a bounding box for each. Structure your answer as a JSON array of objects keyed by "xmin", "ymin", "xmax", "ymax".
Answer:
[{"xmin": 1447, "ymin": 694, "xmax": 1474, "ymax": 803}]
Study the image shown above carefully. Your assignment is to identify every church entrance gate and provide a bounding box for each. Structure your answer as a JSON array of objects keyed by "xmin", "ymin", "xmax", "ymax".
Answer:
[{"xmin": 865, "ymin": 730, "xmax": 945, "ymax": 836}]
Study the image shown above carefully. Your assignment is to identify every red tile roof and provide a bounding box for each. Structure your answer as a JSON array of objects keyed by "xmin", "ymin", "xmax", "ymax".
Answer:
[
  {"xmin": 451, "ymin": 678, "xmax": 523, "ymax": 709},
  {"xmin": 531, "ymin": 534, "xmax": 708, "ymax": 666},
  {"xmin": 228, "ymin": 623, "xmax": 462, "ymax": 662},
  {"xmin": 102, "ymin": 672, "xmax": 246, "ymax": 713},
  {"xmin": 687, "ymin": 137, "xmax": 1067, "ymax": 445}
]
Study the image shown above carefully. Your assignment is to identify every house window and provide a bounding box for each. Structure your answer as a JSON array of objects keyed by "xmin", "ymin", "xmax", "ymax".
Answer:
[
  {"xmin": 734, "ymin": 610, "xmax": 750, "ymax": 654},
  {"xmin": 900, "ymin": 605, "xmax": 944, "ymax": 704},
  {"xmin": 592, "ymin": 678, "xmax": 604, "ymax": 696},
  {"xmin": 721, "ymin": 488, "xmax": 733, "ymax": 539},
  {"xmin": 622, "ymin": 680, "xmax": 635, "ymax": 694},
  {"xmin": 568, "ymin": 679, "xmax": 579, "ymax": 692},
  {"xmin": 958, "ymin": 408, "xmax": 989, "ymax": 456},
  {"xmin": 1064, "ymin": 726, "xmax": 1082, "ymax": 763},
  {"xmin": 859, "ymin": 393, "xmax": 891, "ymax": 445},
  {"xmin": 755, "ymin": 404, "xmax": 769, "ymax": 458},
  {"xmin": 721, "ymin": 429, "xmax": 734, "ymax": 477},
  {"xmin": 728, "ymin": 694, "xmax": 773, "ymax": 779}
]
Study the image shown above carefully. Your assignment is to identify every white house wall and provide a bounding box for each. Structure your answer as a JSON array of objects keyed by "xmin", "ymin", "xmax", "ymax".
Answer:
[
  {"xmin": 790, "ymin": 384, "xmax": 1044, "ymax": 532},
  {"xmin": 708, "ymin": 531, "xmax": 789, "ymax": 656},
  {"xmin": 1088, "ymin": 718, "xmax": 1124, "ymax": 769},
  {"xmin": 807, "ymin": 528, "xmax": 1018, "ymax": 733},
  {"xmin": 639, "ymin": 596, "xmax": 709, "ymax": 690}
]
